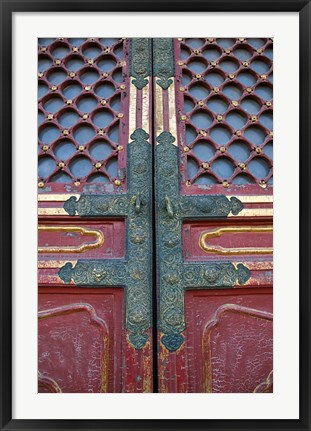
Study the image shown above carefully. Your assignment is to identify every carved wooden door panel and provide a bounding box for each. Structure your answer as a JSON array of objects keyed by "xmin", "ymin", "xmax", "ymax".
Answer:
[
  {"xmin": 154, "ymin": 38, "xmax": 273, "ymax": 393},
  {"xmin": 38, "ymin": 38, "xmax": 153, "ymax": 393}
]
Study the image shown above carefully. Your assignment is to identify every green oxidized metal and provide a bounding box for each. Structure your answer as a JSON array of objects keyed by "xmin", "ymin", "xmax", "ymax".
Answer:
[
  {"xmin": 59, "ymin": 129, "xmax": 153, "ymax": 350},
  {"xmin": 155, "ymin": 131, "xmax": 250, "ymax": 352},
  {"xmin": 130, "ymin": 38, "xmax": 152, "ymax": 90},
  {"xmin": 153, "ymin": 38, "xmax": 175, "ymax": 89}
]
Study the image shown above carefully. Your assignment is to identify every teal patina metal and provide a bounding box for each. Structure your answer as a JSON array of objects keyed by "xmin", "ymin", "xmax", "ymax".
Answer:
[
  {"xmin": 130, "ymin": 38, "xmax": 152, "ymax": 90},
  {"xmin": 59, "ymin": 129, "xmax": 153, "ymax": 351},
  {"xmin": 155, "ymin": 131, "xmax": 249, "ymax": 352},
  {"xmin": 153, "ymin": 38, "xmax": 175, "ymax": 89}
]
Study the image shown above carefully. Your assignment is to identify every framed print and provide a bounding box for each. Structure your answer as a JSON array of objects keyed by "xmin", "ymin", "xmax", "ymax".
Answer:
[{"xmin": 1, "ymin": 0, "xmax": 310, "ymax": 430}]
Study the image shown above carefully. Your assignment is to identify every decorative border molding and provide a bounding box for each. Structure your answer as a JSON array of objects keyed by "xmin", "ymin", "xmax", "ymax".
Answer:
[{"xmin": 59, "ymin": 129, "xmax": 153, "ymax": 351}]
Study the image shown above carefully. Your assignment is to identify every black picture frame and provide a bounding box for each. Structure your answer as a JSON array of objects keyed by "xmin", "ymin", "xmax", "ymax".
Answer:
[{"xmin": 1, "ymin": 0, "xmax": 309, "ymax": 429}]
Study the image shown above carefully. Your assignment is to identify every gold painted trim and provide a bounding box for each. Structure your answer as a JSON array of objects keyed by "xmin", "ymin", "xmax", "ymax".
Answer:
[
  {"xmin": 38, "ymin": 208, "xmax": 67, "ymax": 216},
  {"xmin": 199, "ymin": 226, "xmax": 273, "ymax": 255},
  {"xmin": 168, "ymin": 77, "xmax": 177, "ymax": 144},
  {"xmin": 38, "ymin": 260, "xmax": 77, "ymax": 268},
  {"xmin": 229, "ymin": 208, "xmax": 273, "ymax": 217},
  {"xmin": 38, "ymin": 225, "xmax": 104, "ymax": 253},
  {"xmin": 129, "ymin": 81, "xmax": 137, "ymax": 138},
  {"xmin": 142, "ymin": 82, "xmax": 150, "ymax": 136},
  {"xmin": 228, "ymin": 195, "xmax": 273, "ymax": 203},
  {"xmin": 155, "ymin": 82, "xmax": 163, "ymax": 137},
  {"xmin": 38, "ymin": 194, "xmax": 79, "ymax": 202}
]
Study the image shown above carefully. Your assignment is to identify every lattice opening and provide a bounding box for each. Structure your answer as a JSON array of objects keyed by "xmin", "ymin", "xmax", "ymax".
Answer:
[
  {"xmin": 175, "ymin": 37, "xmax": 273, "ymax": 190},
  {"xmin": 38, "ymin": 37, "xmax": 127, "ymax": 190}
]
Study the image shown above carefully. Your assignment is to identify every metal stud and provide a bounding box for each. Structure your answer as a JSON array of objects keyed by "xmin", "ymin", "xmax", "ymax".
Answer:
[
  {"xmin": 183, "ymin": 146, "xmax": 190, "ymax": 152},
  {"xmin": 259, "ymin": 180, "xmax": 267, "ymax": 188},
  {"xmin": 179, "ymin": 86, "xmax": 185, "ymax": 92},
  {"xmin": 260, "ymin": 74, "xmax": 267, "ymax": 80},
  {"xmin": 177, "ymin": 61, "xmax": 184, "ymax": 66},
  {"xmin": 117, "ymin": 113, "xmax": 124, "ymax": 118},
  {"xmin": 219, "ymin": 146, "xmax": 226, "ymax": 153},
  {"xmin": 51, "ymin": 86, "xmax": 57, "ymax": 91},
  {"xmin": 222, "ymin": 180, "xmax": 229, "ymax": 188},
  {"xmin": 55, "ymin": 59, "xmax": 61, "ymax": 65},
  {"xmin": 79, "ymin": 145, "xmax": 85, "ymax": 152},
  {"xmin": 100, "ymin": 99, "xmax": 107, "ymax": 105},
  {"xmin": 117, "ymin": 145, "xmax": 124, "ymax": 151},
  {"xmin": 200, "ymin": 130, "xmax": 207, "ymax": 136},
  {"xmin": 251, "ymin": 115, "xmax": 257, "ymax": 122},
  {"xmin": 255, "ymin": 147, "xmax": 262, "ymax": 154},
  {"xmin": 198, "ymin": 101, "xmax": 204, "ymax": 106},
  {"xmin": 58, "ymin": 162, "xmax": 65, "ymax": 168},
  {"xmin": 229, "ymin": 74, "xmax": 235, "ymax": 79},
  {"xmin": 232, "ymin": 100, "xmax": 239, "ymax": 107},
  {"xmin": 181, "ymin": 115, "xmax": 187, "ymax": 121},
  {"xmin": 69, "ymin": 72, "xmax": 75, "ymax": 78},
  {"xmin": 47, "ymin": 114, "xmax": 53, "ymax": 120},
  {"xmin": 85, "ymin": 86, "xmax": 91, "ymax": 91},
  {"xmin": 42, "ymin": 145, "xmax": 49, "ymax": 151},
  {"xmin": 74, "ymin": 181, "xmax": 80, "ymax": 186},
  {"xmin": 63, "ymin": 129, "xmax": 69, "ymax": 136},
  {"xmin": 195, "ymin": 74, "xmax": 202, "ymax": 79},
  {"xmin": 214, "ymin": 87, "xmax": 219, "ymax": 93},
  {"xmin": 82, "ymin": 114, "xmax": 88, "ymax": 120},
  {"xmin": 38, "ymin": 72, "xmax": 43, "ymax": 78},
  {"xmin": 95, "ymin": 162, "xmax": 102, "ymax": 169},
  {"xmin": 238, "ymin": 162, "xmax": 246, "ymax": 170},
  {"xmin": 120, "ymin": 84, "xmax": 126, "ymax": 90},
  {"xmin": 266, "ymin": 101, "xmax": 272, "ymax": 107},
  {"xmin": 67, "ymin": 99, "xmax": 73, "ymax": 105},
  {"xmin": 246, "ymin": 87, "xmax": 253, "ymax": 93},
  {"xmin": 98, "ymin": 129, "xmax": 104, "ymax": 136},
  {"xmin": 217, "ymin": 115, "xmax": 223, "ymax": 122},
  {"xmin": 114, "ymin": 179, "xmax": 121, "ymax": 186},
  {"xmin": 38, "ymin": 181, "xmax": 45, "ymax": 188},
  {"xmin": 236, "ymin": 130, "xmax": 242, "ymax": 136},
  {"xmin": 201, "ymin": 162, "xmax": 209, "ymax": 170}
]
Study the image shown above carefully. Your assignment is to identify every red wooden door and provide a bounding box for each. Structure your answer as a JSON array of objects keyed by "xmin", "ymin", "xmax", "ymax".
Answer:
[
  {"xmin": 153, "ymin": 37, "xmax": 273, "ymax": 393},
  {"xmin": 38, "ymin": 38, "xmax": 153, "ymax": 393},
  {"xmin": 38, "ymin": 37, "xmax": 273, "ymax": 393}
]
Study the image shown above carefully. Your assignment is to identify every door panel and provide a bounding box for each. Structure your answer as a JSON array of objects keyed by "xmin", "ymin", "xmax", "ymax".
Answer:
[
  {"xmin": 154, "ymin": 38, "xmax": 273, "ymax": 392},
  {"xmin": 38, "ymin": 38, "xmax": 153, "ymax": 392}
]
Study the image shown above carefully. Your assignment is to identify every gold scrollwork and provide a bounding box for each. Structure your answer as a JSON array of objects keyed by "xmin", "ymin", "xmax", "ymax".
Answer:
[
  {"xmin": 38, "ymin": 225, "xmax": 104, "ymax": 254},
  {"xmin": 199, "ymin": 226, "xmax": 273, "ymax": 255}
]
